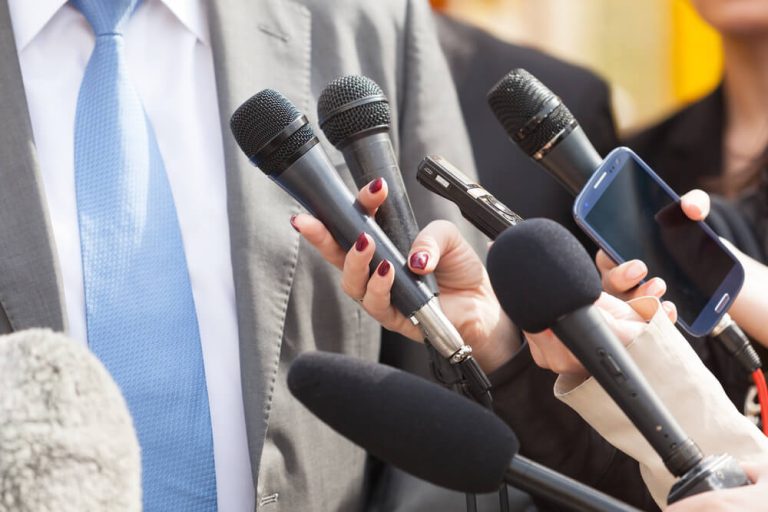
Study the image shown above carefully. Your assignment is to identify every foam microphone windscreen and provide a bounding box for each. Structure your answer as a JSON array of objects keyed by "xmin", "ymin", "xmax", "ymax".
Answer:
[
  {"xmin": 487, "ymin": 219, "xmax": 602, "ymax": 332},
  {"xmin": 0, "ymin": 329, "xmax": 140, "ymax": 512},
  {"xmin": 287, "ymin": 351, "xmax": 517, "ymax": 493}
]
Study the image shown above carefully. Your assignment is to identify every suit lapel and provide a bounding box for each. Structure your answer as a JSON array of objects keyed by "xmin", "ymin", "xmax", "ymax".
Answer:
[
  {"xmin": 0, "ymin": 0, "xmax": 66, "ymax": 332},
  {"xmin": 206, "ymin": 0, "xmax": 312, "ymax": 479}
]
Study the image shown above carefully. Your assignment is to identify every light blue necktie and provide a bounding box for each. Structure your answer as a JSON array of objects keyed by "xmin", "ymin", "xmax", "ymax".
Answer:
[{"xmin": 72, "ymin": 0, "xmax": 217, "ymax": 510}]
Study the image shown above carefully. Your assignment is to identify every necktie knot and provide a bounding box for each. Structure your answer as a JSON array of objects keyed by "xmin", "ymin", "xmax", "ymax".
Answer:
[{"xmin": 71, "ymin": 0, "xmax": 141, "ymax": 36}]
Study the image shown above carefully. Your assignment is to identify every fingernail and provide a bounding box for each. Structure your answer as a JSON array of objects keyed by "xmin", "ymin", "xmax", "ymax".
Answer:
[
  {"xmin": 625, "ymin": 260, "xmax": 646, "ymax": 280},
  {"xmin": 289, "ymin": 215, "xmax": 300, "ymax": 233},
  {"xmin": 647, "ymin": 278, "xmax": 666, "ymax": 296},
  {"xmin": 368, "ymin": 177, "xmax": 383, "ymax": 193},
  {"xmin": 409, "ymin": 251, "xmax": 429, "ymax": 270},
  {"xmin": 377, "ymin": 260, "xmax": 391, "ymax": 276},
  {"xmin": 688, "ymin": 203, "xmax": 702, "ymax": 218},
  {"xmin": 662, "ymin": 301, "xmax": 677, "ymax": 320},
  {"xmin": 355, "ymin": 232, "xmax": 369, "ymax": 252}
]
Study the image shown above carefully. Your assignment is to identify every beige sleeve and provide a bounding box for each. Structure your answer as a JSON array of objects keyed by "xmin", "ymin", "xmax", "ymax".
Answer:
[{"xmin": 555, "ymin": 297, "xmax": 768, "ymax": 506}]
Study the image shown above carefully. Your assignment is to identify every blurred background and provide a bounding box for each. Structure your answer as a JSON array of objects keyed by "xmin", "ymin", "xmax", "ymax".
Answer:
[{"xmin": 431, "ymin": 0, "xmax": 723, "ymax": 134}]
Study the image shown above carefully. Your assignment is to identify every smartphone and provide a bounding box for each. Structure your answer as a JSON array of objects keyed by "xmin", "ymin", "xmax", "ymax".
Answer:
[
  {"xmin": 417, "ymin": 155, "xmax": 523, "ymax": 239},
  {"xmin": 573, "ymin": 147, "xmax": 744, "ymax": 336}
]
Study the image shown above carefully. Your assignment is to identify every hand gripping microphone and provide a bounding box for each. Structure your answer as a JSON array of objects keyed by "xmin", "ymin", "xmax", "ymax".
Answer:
[
  {"xmin": 487, "ymin": 219, "xmax": 751, "ymax": 503},
  {"xmin": 317, "ymin": 77, "xmax": 492, "ymax": 414},
  {"xmin": 288, "ymin": 351, "xmax": 642, "ymax": 512},
  {"xmin": 316, "ymin": 76, "xmax": 437, "ymax": 293},
  {"xmin": 229, "ymin": 90, "xmax": 484, "ymax": 373},
  {"xmin": 488, "ymin": 68, "xmax": 761, "ymax": 375},
  {"xmin": 0, "ymin": 329, "xmax": 141, "ymax": 512}
]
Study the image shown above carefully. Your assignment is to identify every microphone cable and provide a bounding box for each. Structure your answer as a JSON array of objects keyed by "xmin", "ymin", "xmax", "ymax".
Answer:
[
  {"xmin": 711, "ymin": 313, "xmax": 767, "ymax": 436},
  {"xmin": 752, "ymin": 369, "xmax": 768, "ymax": 436}
]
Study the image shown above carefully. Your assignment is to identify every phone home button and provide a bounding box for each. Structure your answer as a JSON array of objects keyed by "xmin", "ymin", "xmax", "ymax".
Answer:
[{"xmin": 715, "ymin": 293, "xmax": 731, "ymax": 313}]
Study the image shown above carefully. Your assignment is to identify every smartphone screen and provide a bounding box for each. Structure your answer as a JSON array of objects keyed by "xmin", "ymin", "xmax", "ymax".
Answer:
[{"xmin": 574, "ymin": 148, "xmax": 743, "ymax": 335}]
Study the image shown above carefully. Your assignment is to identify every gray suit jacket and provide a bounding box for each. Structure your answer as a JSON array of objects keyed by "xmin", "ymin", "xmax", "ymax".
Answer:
[{"xmin": 0, "ymin": 0, "xmax": 480, "ymax": 510}]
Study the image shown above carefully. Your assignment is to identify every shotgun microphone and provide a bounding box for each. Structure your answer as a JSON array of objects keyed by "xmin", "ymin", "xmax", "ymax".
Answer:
[
  {"xmin": 288, "ymin": 351, "xmax": 642, "ymax": 512},
  {"xmin": 0, "ymin": 329, "xmax": 141, "ymax": 512}
]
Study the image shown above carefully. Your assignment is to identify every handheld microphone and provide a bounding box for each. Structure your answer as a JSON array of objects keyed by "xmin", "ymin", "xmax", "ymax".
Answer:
[
  {"xmin": 229, "ymin": 89, "xmax": 475, "ymax": 367},
  {"xmin": 317, "ymin": 76, "xmax": 438, "ymax": 293},
  {"xmin": 0, "ymin": 329, "xmax": 141, "ymax": 512},
  {"xmin": 487, "ymin": 219, "xmax": 750, "ymax": 502},
  {"xmin": 488, "ymin": 68, "xmax": 761, "ymax": 375},
  {"xmin": 318, "ymin": 78, "xmax": 492, "ymax": 415},
  {"xmin": 288, "ymin": 351, "xmax": 642, "ymax": 512},
  {"xmin": 487, "ymin": 68, "xmax": 601, "ymax": 196}
]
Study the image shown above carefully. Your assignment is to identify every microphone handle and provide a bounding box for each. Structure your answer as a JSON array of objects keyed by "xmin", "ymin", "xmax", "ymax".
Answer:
[
  {"xmin": 342, "ymin": 132, "xmax": 439, "ymax": 294},
  {"xmin": 505, "ymin": 455, "xmax": 641, "ymax": 512},
  {"xmin": 667, "ymin": 454, "xmax": 751, "ymax": 503},
  {"xmin": 536, "ymin": 125, "xmax": 601, "ymax": 196},
  {"xmin": 552, "ymin": 306, "xmax": 703, "ymax": 476},
  {"xmin": 273, "ymin": 142, "xmax": 433, "ymax": 318}
]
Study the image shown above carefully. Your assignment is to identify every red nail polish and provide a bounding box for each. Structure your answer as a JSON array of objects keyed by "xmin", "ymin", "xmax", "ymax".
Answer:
[
  {"xmin": 289, "ymin": 215, "xmax": 300, "ymax": 233},
  {"xmin": 368, "ymin": 177, "xmax": 383, "ymax": 193},
  {"xmin": 409, "ymin": 251, "xmax": 429, "ymax": 270},
  {"xmin": 377, "ymin": 260, "xmax": 391, "ymax": 276},
  {"xmin": 355, "ymin": 232, "xmax": 369, "ymax": 251}
]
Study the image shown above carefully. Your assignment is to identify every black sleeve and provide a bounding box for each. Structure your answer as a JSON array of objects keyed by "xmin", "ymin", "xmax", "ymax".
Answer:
[{"xmin": 489, "ymin": 344, "xmax": 660, "ymax": 511}]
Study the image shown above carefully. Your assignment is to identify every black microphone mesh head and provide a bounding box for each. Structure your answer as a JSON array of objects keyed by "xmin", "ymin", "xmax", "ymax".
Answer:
[
  {"xmin": 229, "ymin": 89, "xmax": 315, "ymax": 175},
  {"xmin": 288, "ymin": 352, "xmax": 517, "ymax": 493},
  {"xmin": 487, "ymin": 219, "xmax": 602, "ymax": 332},
  {"xmin": 317, "ymin": 75, "xmax": 391, "ymax": 147},
  {"xmin": 487, "ymin": 69, "xmax": 576, "ymax": 157}
]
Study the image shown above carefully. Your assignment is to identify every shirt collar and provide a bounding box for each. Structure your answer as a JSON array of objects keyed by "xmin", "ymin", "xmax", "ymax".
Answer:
[
  {"xmin": 8, "ymin": 0, "xmax": 66, "ymax": 51},
  {"xmin": 7, "ymin": 0, "xmax": 209, "ymax": 52},
  {"xmin": 164, "ymin": 0, "xmax": 209, "ymax": 46}
]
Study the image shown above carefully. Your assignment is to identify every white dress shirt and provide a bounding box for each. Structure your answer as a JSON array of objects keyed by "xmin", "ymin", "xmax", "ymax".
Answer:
[{"xmin": 8, "ymin": 1, "xmax": 255, "ymax": 510}]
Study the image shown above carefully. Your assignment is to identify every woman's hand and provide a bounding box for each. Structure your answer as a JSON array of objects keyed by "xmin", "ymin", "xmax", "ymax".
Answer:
[
  {"xmin": 523, "ymin": 293, "xmax": 676, "ymax": 380},
  {"xmin": 291, "ymin": 178, "xmax": 519, "ymax": 372}
]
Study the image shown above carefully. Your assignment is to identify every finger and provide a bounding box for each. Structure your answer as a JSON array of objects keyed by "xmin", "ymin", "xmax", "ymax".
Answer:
[
  {"xmin": 634, "ymin": 277, "xmax": 666, "ymax": 298},
  {"xmin": 595, "ymin": 249, "xmax": 619, "ymax": 275},
  {"xmin": 525, "ymin": 330, "xmax": 556, "ymax": 371},
  {"xmin": 603, "ymin": 259, "xmax": 648, "ymax": 294},
  {"xmin": 292, "ymin": 213, "xmax": 346, "ymax": 269},
  {"xmin": 362, "ymin": 260, "xmax": 421, "ymax": 339},
  {"xmin": 357, "ymin": 178, "xmax": 389, "ymax": 216},
  {"xmin": 340, "ymin": 233, "xmax": 375, "ymax": 301},
  {"xmin": 741, "ymin": 457, "xmax": 768, "ymax": 481},
  {"xmin": 407, "ymin": 220, "xmax": 463, "ymax": 274},
  {"xmin": 525, "ymin": 329, "xmax": 586, "ymax": 377},
  {"xmin": 596, "ymin": 292, "xmax": 643, "ymax": 321},
  {"xmin": 680, "ymin": 189, "xmax": 710, "ymax": 221},
  {"xmin": 662, "ymin": 301, "xmax": 678, "ymax": 323},
  {"xmin": 526, "ymin": 333, "xmax": 551, "ymax": 371},
  {"xmin": 601, "ymin": 311, "xmax": 645, "ymax": 345}
]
